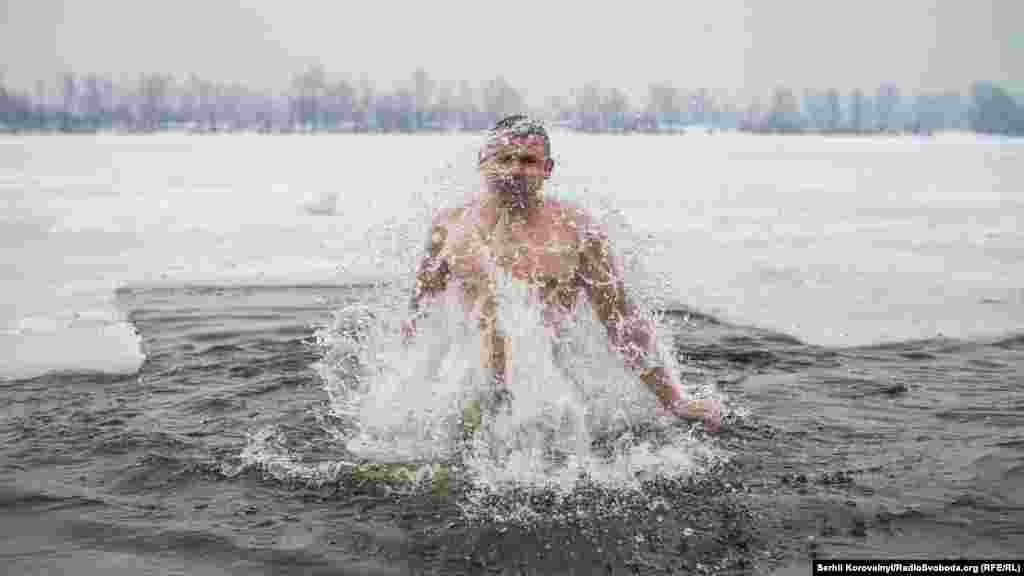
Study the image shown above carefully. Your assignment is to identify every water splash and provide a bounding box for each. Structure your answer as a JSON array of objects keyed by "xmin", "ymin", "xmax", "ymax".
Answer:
[{"xmin": 315, "ymin": 273, "xmax": 725, "ymax": 496}]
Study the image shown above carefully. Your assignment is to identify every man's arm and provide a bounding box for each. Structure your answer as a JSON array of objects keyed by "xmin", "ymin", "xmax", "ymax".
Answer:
[
  {"xmin": 577, "ymin": 223, "xmax": 720, "ymax": 429},
  {"xmin": 404, "ymin": 219, "xmax": 450, "ymax": 338}
]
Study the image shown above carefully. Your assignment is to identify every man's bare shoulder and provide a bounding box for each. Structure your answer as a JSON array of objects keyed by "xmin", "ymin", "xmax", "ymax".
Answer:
[{"xmin": 541, "ymin": 198, "xmax": 604, "ymax": 241}]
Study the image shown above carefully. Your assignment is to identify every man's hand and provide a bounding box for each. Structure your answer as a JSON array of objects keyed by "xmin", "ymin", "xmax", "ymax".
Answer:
[
  {"xmin": 640, "ymin": 366, "xmax": 722, "ymax": 433},
  {"xmin": 405, "ymin": 218, "xmax": 449, "ymax": 346},
  {"xmin": 664, "ymin": 396, "xmax": 722, "ymax": 432}
]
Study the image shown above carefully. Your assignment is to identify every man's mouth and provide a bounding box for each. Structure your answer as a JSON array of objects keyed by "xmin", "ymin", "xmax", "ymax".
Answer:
[{"xmin": 490, "ymin": 174, "xmax": 529, "ymax": 196}]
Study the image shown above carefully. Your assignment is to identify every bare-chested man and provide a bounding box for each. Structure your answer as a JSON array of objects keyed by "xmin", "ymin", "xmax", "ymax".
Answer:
[{"xmin": 403, "ymin": 115, "xmax": 721, "ymax": 431}]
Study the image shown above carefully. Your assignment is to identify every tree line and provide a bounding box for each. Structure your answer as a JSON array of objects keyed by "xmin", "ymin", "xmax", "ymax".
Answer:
[
  {"xmin": 745, "ymin": 83, "xmax": 1022, "ymax": 136},
  {"xmin": 1, "ymin": 67, "xmax": 1021, "ymax": 136}
]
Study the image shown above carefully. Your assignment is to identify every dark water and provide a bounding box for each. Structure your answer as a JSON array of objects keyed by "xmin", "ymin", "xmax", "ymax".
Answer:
[{"xmin": 1, "ymin": 284, "xmax": 1021, "ymax": 575}]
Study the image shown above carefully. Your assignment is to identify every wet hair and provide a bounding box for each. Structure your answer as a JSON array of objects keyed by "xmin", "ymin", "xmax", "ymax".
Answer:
[{"xmin": 485, "ymin": 114, "xmax": 551, "ymax": 158}]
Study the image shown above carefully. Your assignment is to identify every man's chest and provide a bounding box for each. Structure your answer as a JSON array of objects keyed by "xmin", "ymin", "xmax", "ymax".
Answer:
[{"xmin": 443, "ymin": 224, "xmax": 580, "ymax": 287}]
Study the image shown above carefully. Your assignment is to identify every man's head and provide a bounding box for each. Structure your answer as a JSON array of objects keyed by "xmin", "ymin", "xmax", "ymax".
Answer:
[{"xmin": 479, "ymin": 115, "xmax": 554, "ymax": 205}]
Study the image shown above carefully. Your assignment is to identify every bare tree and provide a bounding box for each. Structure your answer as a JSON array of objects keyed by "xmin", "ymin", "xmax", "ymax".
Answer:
[
  {"xmin": 61, "ymin": 73, "xmax": 77, "ymax": 130},
  {"xmin": 825, "ymin": 89, "xmax": 842, "ymax": 132},
  {"xmin": 457, "ymin": 79, "xmax": 477, "ymax": 130},
  {"xmin": 178, "ymin": 78, "xmax": 196, "ymax": 127},
  {"xmin": 190, "ymin": 75, "xmax": 217, "ymax": 131},
  {"xmin": 33, "ymin": 80, "xmax": 48, "ymax": 128},
  {"xmin": 292, "ymin": 65, "xmax": 326, "ymax": 131},
  {"xmin": 395, "ymin": 88, "xmax": 415, "ymax": 132},
  {"xmin": 875, "ymin": 83, "xmax": 900, "ymax": 132},
  {"xmin": 646, "ymin": 82, "xmax": 680, "ymax": 129},
  {"xmin": 803, "ymin": 90, "xmax": 824, "ymax": 131},
  {"xmin": 688, "ymin": 88, "xmax": 710, "ymax": 125},
  {"xmin": 219, "ymin": 83, "xmax": 245, "ymax": 130},
  {"xmin": 482, "ymin": 76, "xmax": 524, "ymax": 125},
  {"xmin": 740, "ymin": 97, "xmax": 762, "ymax": 131},
  {"xmin": 354, "ymin": 73, "xmax": 376, "ymax": 131},
  {"xmin": 601, "ymin": 86, "xmax": 629, "ymax": 132},
  {"xmin": 325, "ymin": 78, "xmax": 355, "ymax": 130},
  {"xmin": 764, "ymin": 86, "xmax": 801, "ymax": 132},
  {"xmin": 138, "ymin": 74, "xmax": 172, "ymax": 131},
  {"xmin": 434, "ymin": 80, "xmax": 454, "ymax": 130},
  {"xmin": 969, "ymin": 82, "xmax": 1024, "ymax": 135},
  {"xmin": 0, "ymin": 72, "xmax": 10, "ymax": 126},
  {"xmin": 848, "ymin": 89, "xmax": 866, "ymax": 132},
  {"xmin": 0, "ymin": 74, "xmax": 35, "ymax": 130},
  {"xmin": 545, "ymin": 95, "xmax": 567, "ymax": 124},
  {"xmin": 575, "ymin": 82, "xmax": 602, "ymax": 131},
  {"xmin": 81, "ymin": 75, "xmax": 105, "ymax": 128},
  {"xmin": 412, "ymin": 67, "xmax": 434, "ymax": 130}
]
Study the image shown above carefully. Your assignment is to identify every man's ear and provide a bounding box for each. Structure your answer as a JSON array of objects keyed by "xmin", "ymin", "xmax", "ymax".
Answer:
[{"xmin": 544, "ymin": 158, "xmax": 554, "ymax": 179}]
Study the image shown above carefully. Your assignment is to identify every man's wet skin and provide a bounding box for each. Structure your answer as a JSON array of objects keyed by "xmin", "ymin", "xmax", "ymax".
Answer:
[
  {"xmin": 407, "ymin": 117, "xmax": 721, "ymax": 430},
  {"xmin": 433, "ymin": 197, "xmax": 584, "ymax": 379}
]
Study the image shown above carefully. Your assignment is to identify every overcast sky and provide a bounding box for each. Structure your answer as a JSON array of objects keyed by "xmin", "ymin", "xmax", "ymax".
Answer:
[{"xmin": 2, "ymin": 0, "xmax": 1021, "ymax": 105}]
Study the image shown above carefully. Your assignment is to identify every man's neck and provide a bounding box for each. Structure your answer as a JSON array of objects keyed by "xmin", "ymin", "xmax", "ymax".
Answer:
[{"xmin": 481, "ymin": 190, "xmax": 543, "ymax": 229}]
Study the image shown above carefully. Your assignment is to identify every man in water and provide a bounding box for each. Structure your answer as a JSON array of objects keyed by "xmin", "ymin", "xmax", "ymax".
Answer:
[{"xmin": 403, "ymin": 115, "xmax": 721, "ymax": 431}]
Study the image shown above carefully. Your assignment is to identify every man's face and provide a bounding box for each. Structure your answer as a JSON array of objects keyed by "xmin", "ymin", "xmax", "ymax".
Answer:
[{"xmin": 479, "ymin": 133, "xmax": 553, "ymax": 203}]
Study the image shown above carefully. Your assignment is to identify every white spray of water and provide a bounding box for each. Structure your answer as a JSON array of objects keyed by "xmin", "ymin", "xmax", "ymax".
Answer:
[{"xmin": 310, "ymin": 272, "xmax": 726, "ymax": 512}]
